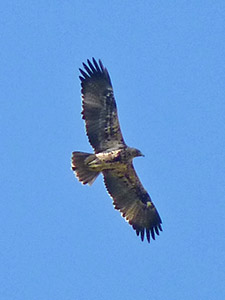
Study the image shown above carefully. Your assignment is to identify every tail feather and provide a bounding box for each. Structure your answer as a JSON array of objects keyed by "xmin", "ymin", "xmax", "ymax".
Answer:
[{"xmin": 71, "ymin": 152, "xmax": 100, "ymax": 185}]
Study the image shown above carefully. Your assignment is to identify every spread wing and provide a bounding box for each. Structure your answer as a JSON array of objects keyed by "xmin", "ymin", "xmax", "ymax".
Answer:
[
  {"xmin": 103, "ymin": 164, "xmax": 162, "ymax": 243},
  {"xmin": 79, "ymin": 58, "xmax": 126, "ymax": 153}
]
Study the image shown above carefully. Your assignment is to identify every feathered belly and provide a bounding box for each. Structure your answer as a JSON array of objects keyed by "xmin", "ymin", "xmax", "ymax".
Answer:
[{"xmin": 85, "ymin": 150, "xmax": 127, "ymax": 172}]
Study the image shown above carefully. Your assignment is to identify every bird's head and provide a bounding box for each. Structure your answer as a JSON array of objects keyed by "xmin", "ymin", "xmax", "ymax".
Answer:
[
  {"xmin": 135, "ymin": 149, "xmax": 144, "ymax": 157},
  {"xmin": 128, "ymin": 147, "xmax": 144, "ymax": 158}
]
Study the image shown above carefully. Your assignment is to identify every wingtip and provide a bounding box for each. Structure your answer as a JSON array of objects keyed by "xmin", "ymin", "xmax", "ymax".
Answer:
[
  {"xmin": 98, "ymin": 59, "xmax": 105, "ymax": 72},
  {"xmin": 135, "ymin": 225, "xmax": 163, "ymax": 243},
  {"xmin": 79, "ymin": 68, "xmax": 89, "ymax": 79},
  {"xmin": 79, "ymin": 58, "xmax": 110, "ymax": 84},
  {"xmin": 151, "ymin": 228, "xmax": 155, "ymax": 240},
  {"xmin": 92, "ymin": 57, "xmax": 101, "ymax": 72},
  {"xmin": 146, "ymin": 230, "xmax": 150, "ymax": 243}
]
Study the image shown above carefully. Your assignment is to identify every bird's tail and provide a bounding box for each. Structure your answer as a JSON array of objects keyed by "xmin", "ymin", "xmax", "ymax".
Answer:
[{"xmin": 71, "ymin": 152, "xmax": 100, "ymax": 185}]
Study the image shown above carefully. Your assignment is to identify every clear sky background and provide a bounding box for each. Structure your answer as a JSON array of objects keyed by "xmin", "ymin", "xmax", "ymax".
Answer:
[{"xmin": 1, "ymin": 1, "xmax": 224, "ymax": 299}]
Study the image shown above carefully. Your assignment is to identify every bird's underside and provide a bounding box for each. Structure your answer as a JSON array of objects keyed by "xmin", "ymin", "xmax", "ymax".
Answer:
[{"xmin": 71, "ymin": 58, "xmax": 162, "ymax": 243}]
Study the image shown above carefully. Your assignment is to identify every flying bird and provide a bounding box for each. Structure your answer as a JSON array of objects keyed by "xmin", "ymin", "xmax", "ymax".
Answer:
[{"xmin": 71, "ymin": 58, "xmax": 162, "ymax": 243}]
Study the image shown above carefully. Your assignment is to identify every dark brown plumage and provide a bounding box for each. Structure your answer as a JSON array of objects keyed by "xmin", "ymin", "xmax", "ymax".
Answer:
[{"xmin": 71, "ymin": 58, "xmax": 162, "ymax": 243}]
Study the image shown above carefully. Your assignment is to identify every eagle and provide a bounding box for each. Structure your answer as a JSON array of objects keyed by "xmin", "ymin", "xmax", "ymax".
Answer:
[{"xmin": 71, "ymin": 58, "xmax": 162, "ymax": 243}]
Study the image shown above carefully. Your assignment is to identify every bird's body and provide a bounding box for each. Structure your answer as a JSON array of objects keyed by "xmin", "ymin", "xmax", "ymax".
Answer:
[
  {"xmin": 71, "ymin": 58, "xmax": 162, "ymax": 243},
  {"xmin": 87, "ymin": 147, "xmax": 142, "ymax": 171}
]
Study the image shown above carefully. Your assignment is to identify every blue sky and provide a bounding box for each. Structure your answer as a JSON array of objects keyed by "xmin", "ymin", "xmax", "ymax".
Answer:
[{"xmin": 1, "ymin": 1, "xmax": 225, "ymax": 299}]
